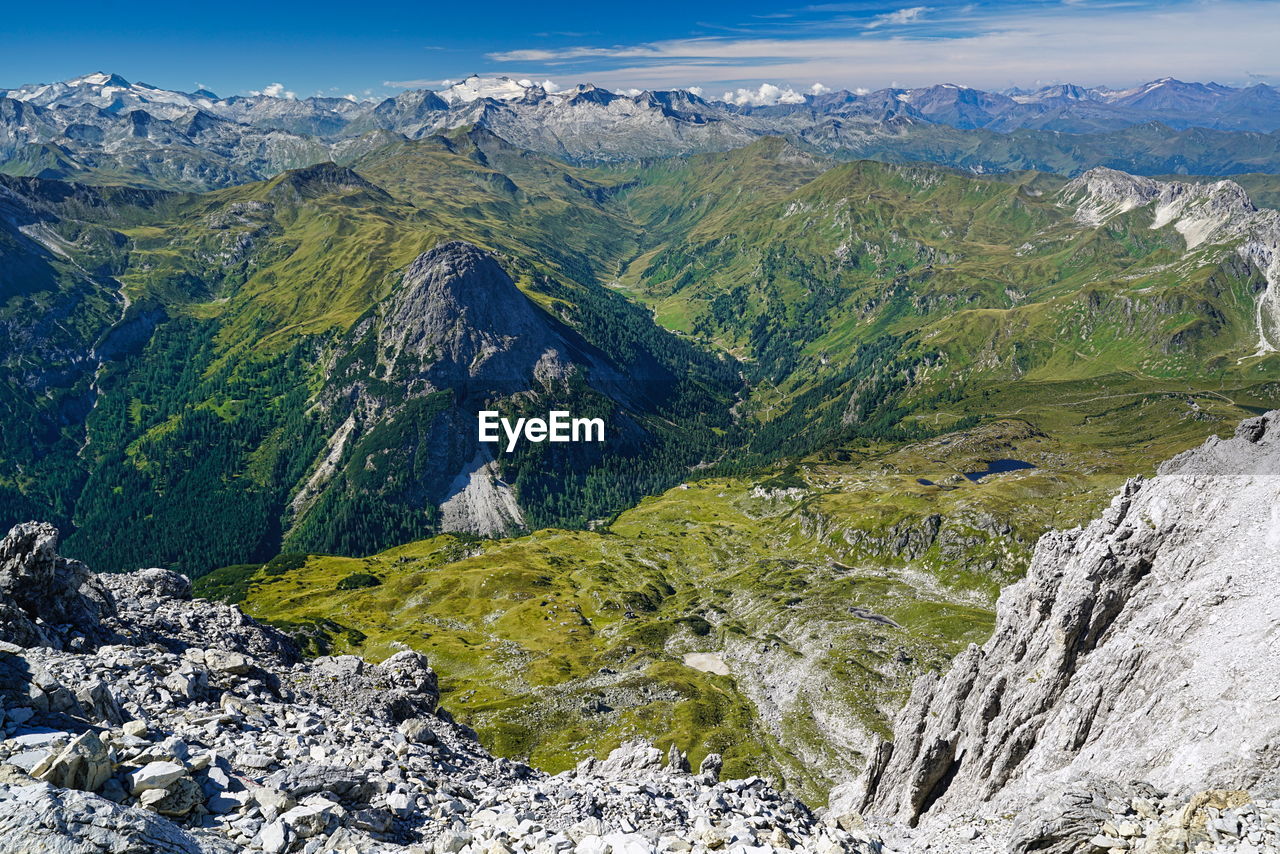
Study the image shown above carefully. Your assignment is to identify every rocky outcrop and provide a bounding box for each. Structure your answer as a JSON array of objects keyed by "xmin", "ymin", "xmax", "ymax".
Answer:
[
  {"xmin": 103, "ymin": 566, "xmax": 300, "ymax": 663},
  {"xmin": 1002, "ymin": 781, "xmax": 1280, "ymax": 854},
  {"xmin": 0, "ymin": 783, "xmax": 239, "ymax": 854},
  {"xmin": 0, "ymin": 523, "xmax": 874, "ymax": 853},
  {"xmin": 0, "ymin": 522, "xmax": 114, "ymax": 651},
  {"xmin": 288, "ymin": 651, "xmax": 439, "ymax": 724},
  {"xmin": 845, "ymin": 411, "xmax": 1280, "ymax": 849}
]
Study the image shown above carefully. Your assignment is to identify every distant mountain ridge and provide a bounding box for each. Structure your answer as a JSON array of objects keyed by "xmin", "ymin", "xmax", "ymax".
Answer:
[
  {"xmin": 9, "ymin": 73, "xmax": 1280, "ymax": 189},
  {"xmin": 8, "ymin": 72, "xmax": 1280, "ymax": 134}
]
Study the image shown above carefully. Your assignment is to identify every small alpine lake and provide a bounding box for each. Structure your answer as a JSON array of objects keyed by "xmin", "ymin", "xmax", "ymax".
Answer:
[{"xmin": 963, "ymin": 458, "xmax": 1037, "ymax": 482}]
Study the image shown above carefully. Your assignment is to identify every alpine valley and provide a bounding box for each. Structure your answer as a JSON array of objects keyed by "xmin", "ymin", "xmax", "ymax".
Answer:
[{"xmin": 2, "ymin": 69, "xmax": 1280, "ymax": 853}]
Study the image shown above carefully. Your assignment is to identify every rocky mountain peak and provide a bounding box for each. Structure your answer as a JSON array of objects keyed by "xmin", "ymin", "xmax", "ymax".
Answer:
[
  {"xmin": 68, "ymin": 72, "xmax": 132, "ymax": 89},
  {"xmin": 1012, "ymin": 83, "xmax": 1100, "ymax": 104},
  {"xmin": 292, "ymin": 241, "xmax": 621, "ymax": 539},
  {"xmin": 1062, "ymin": 166, "xmax": 1263, "ymax": 241},
  {"xmin": 1062, "ymin": 168, "xmax": 1280, "ymax": 351},
  {"xmin": 1060, "ymin": 167, "xmax": 1161, "ymax": 224},
  {"xmin": 265, "ymin": 162, "xmax": 390, "ymax": 203},
  {"xmin": 376, "ymin": 241, "xmax": 572, "ymax": 388}
]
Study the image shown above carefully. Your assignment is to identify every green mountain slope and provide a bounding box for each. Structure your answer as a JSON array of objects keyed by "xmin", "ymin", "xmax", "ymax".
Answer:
[
  {"xmin": 0, "ymin": 143, "xmax": 738, "ymax": 575},
  {"xmin": 613, "ymin": 144, "xmax": 1280, "ymax": 461},
  {"xmin": 7, "ymin": 136, "xmax": 1280, "ymax": 573}
]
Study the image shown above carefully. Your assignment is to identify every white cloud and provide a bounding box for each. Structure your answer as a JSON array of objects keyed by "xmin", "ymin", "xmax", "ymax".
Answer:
[
  {"xmin": 343, "ymin": 94, "xmax": 358, "ymax": 102},
  {"xmin": 722, "ymin": 83, "xmax": 808, "ymax": 106},
  {"xmin": 809, "ymin": 82, "xmax": 831, "ymax": 95},
  {"xmin": 478, "ymin": 0, "xmax": 1280, "ymax": 94},
  {"xmin": 251, "ymin": 82, "xmax": 296, "ymax": 99},
  {"xmin": 512, "ymin": 78, "xmax": 561, "ymax": 91},
  {"xmin": 489, "ymin": 45, "xmax": 660, "ymax": 63},
  {"xmin": 687, "ymin": 86, "xmax": 704, "ymax": 97},
  {"xmin": 865, "ymin": 6, "xmax": 931, "ymax": 29}
]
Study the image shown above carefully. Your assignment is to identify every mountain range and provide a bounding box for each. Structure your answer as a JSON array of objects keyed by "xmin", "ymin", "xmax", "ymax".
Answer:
[
  {"xmin": 5, "ymin": 65, "xmax": 1280, "ymax": 815},
  {"xmin": 6, "ymin": 110, "xmax": 1280, "ymax": 792},
  {"xmin": 13, "ymin": 73, "xmax": 1280, "ymax": 135},
  {"xmin": 10, "ymin": 73, "xmax": 1280, "ymax": 190}
]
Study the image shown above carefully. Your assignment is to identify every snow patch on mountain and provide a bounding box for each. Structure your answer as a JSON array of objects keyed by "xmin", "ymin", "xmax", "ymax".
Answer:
[
  {"xmin": 1062, "ymin": 167, "xmax": 1280, "ymax": 353},
  {"xmin": 440, "ymin": 75, "xmax": 542, "ymax": 105}
]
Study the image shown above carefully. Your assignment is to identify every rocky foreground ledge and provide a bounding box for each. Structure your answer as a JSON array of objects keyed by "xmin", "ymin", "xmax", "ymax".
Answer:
[{"xmin": 0, "ymin": 522, "xmax": 874, "ymax": 854}]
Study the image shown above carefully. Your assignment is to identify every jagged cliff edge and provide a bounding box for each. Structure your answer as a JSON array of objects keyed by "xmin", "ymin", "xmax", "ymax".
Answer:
[{"xmin": 838, "ymin": 411, "xmax": 1280, "ymax": 853}]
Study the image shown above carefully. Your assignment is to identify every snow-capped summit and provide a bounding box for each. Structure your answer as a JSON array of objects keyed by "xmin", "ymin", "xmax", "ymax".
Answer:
[
  {"xmin": 0, "ymin": 71, "xmax": 218, "ymax": 119},
  {"xmin": 562, "ymin": 83, "xmax": 620, "ymax": 106},
  {"xmin": 67, "ymin": 72, "xmax": 131, "ymax": 88},
  {"xmin": 7, "ymin": 71, "xmax": 136, "ymax": 103},
  {"xmin": 1105, "ymin": 77, "xmax": 1235, "ymax": 110},
  {"xmin": 439, "ymin": 75, "xmax": 544, "ymax": 105}
]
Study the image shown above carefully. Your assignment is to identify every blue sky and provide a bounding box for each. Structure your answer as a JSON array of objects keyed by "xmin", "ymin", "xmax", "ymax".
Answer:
[{"xmin": 4, "ymin": 0, "xmax": 1278, "ymax": 100}]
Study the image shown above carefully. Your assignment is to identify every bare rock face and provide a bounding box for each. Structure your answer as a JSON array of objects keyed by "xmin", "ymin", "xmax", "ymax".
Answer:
[
  {"xmin": 0, "ymin": 784, "xmax": 237, "ymax": 854},
  {"xmin": 377, "ymin": 241, "xmax": 577, "ymax": 392},
  {"xmin": 850, "ymin": 412, "xmax": 1280, "ymax": 835},
  {"xmin": 0, "ymin": 522, "xmax": 115, "ymax": 650}
]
